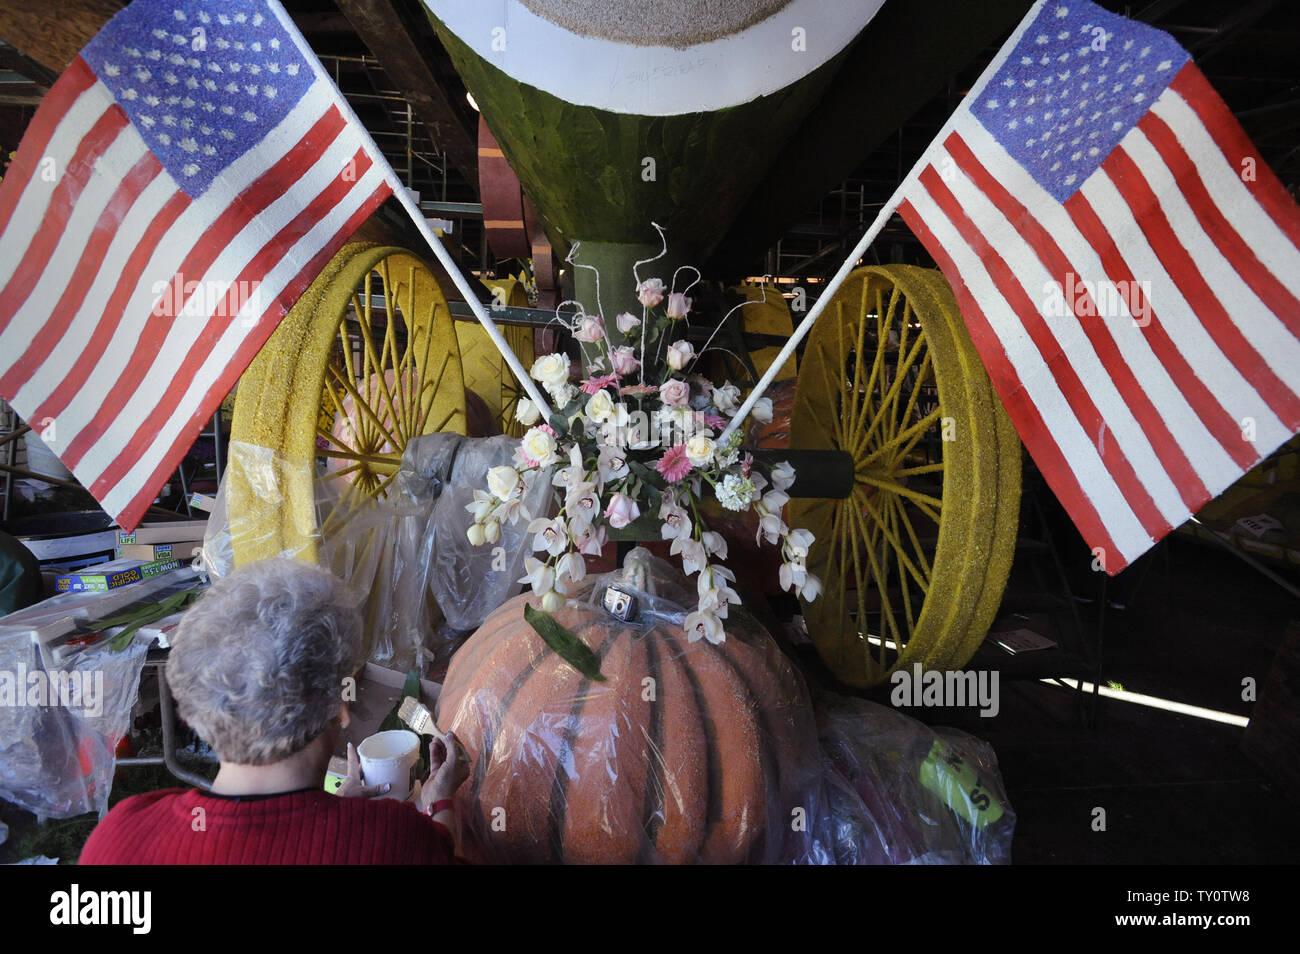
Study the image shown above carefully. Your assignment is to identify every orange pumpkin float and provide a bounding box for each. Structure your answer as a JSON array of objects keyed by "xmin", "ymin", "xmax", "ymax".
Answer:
[{"xmin": 436, "ymin": 564, "xmax": 821, "ymax": 865}]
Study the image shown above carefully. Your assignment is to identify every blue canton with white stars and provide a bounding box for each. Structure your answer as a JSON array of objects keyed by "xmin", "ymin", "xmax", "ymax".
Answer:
[
  {"xmin": 84, "ymin": 0, "xmax": 314, "ymax": 198},
  {"xmin": 975, "ymin": 0, "xmax": 1189, "ymax": 202}
]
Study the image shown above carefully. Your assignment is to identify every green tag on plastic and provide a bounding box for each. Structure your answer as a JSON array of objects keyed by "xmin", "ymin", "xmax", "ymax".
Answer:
[{"xmin": 918, "ymin": 739, "xmax": 1005, "ymax": 829}]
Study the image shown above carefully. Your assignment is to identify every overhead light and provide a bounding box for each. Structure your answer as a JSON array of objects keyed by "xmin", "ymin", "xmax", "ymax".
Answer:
[{"xmin": 466, "ymin": 91, "xmax": 479, "ymax": 112}]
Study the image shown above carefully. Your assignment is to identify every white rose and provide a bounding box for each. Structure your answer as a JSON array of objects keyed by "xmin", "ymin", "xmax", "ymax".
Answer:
[
  {"xmin": 751, "ymin": 396, "xmax": 774, "ymax": 424},
  {"xmin": 712, "ymin": 382, "xmax": 741, "ymax": 414},
  {"xmin": 530, "ymin": 353, "xmax": 569, "ymax": 390},
  {"xmin": 666, "ymin": 339, "xmax": 695, "ymax": 371},
  {"xmin": 515, "ymin": 397, "xmax": 541, "ymax": 426},
  {"xmin": 684, "ymin": 433, "xmax": 715, "ymax": 468},
  {"xmin": 486, "ymin": 465, "xmax": 520, "ymax": 500},
  {"xmin": 521, "ymin": 426, "xmax": 558, "ymax": 467},
  {"xmin": 585, "ymin": 389, "xmax": 615, "ymax": 423}
]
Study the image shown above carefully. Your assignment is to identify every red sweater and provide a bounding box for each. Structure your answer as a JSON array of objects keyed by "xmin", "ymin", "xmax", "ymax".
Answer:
[{"xmin": 79, "ymin": 787, "xmax": 462, "ymax": 865}]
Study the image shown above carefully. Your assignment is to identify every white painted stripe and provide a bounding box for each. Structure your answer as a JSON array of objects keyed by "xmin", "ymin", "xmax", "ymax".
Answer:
[
  {"xmin": 96, "ymin": 167, "xmax": 387, "ymax": 517},
  {"xmin": 0, "ymin": 127, "xmax": 148, "ymax": 357},
  {"xmin": 904, "ymin": 181, "xmax": 1153, "ymax": 565},
  {"xmin": 6, "ymin": 172, "xmax": 176, "ymax": 415},
  {"xmin": 1120, "ymin": 129, "xmax": 1300, "ymax": 394},
  {"xmin": 1151, "ymin": 89, "xmax": 1300, "ymax": 289},
  {"xmin": 940, "ymin": 141, "xmax": 1189, "ymax": 529},
  {"xmin": 425, "ymin": 0, "xmax": 886, "ymax": 116},
  {"xmin": 76, "ymin": 118, "xmax": 366, "ymax": 478},
  {"xmin": 955, "ymin": 114, "xmax": 1241, "ymax": 495},
  {"xmin": 0, "ymin": 82, "xmax": 119, "ymax": 294},
  {"xmin": 33, "ymin": 82, "xmax": 337, "ymax": 450},
  {"xmin": 1079, "ymin": 171, "xmax": 1291, "ymax": 456}
]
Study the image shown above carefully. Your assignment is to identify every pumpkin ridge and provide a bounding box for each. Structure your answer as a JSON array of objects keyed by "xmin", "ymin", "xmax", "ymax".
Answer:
[
  {"xmin": 545, "ymin": 623, "xmax": 627, "ymax": 863},
  {"xmin": 661, "ymin": 624, "xmax": 769, "ymax": 863},
  {"xmin": 467, "ymin": 609, "xmax": 559, "ymax": 831},
  {"xmin": 661, "ymin": 627, "xmax": 726, "ymax": 853},
  {"xmin": 709, "ymin": 627, "xmax": 785, "ymax": 863},
  {"xmin": 638, "ymin": 632, "xmax": 667, "ymax": 862}
]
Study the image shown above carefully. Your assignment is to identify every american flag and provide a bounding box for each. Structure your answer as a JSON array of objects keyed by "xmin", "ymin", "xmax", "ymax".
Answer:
[
  {"xmin": 897, "ymin": 0, "xmax": 1300, "ymax": 573},
  {"xmin": 0, "ymin": 0, "xmax": 394, "ymax": 531}
]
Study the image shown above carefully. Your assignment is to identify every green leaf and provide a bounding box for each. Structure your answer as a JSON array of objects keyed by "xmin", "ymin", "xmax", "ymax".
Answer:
[
  {"xmin": 548, "ymin": 412, "xmax": 570, "ymax": 437},
  {"xmin": 524, "ymin": 604, "xmax": 606, "ymax": 682},
  {"xmin": 628, "ymin": 460, "xmax": 665, "ymax": 490},
  {"xmin": 96, "ymin": 587, "xmax": 204, "ymax": 652}
]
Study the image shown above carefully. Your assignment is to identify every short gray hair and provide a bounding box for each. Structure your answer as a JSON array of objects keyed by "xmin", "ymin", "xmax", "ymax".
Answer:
[{"xmin": 167, "ymin": 558, "xmax": 363, "ymax": 766}]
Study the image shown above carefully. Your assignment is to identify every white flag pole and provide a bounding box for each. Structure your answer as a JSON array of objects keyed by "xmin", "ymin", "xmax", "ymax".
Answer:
[
  {"xmin": 388, "ymin": 189, "xmax": 555, "ymax": 419},
  {"xmin": 717, "ymin": 194, "xmax": 901, "ymax": 444},
  {"xmin": 270, "ymin": 1, "xmax": 554, "ymax": 420}
]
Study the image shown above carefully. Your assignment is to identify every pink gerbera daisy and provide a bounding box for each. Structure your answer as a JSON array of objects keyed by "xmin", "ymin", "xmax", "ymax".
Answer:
[
  {"xmin": 620, "ymin": 383, "xmax": 659, "ymax": 397},
  {"xmin": 654, "ymin": 444, "xmax": 693, "ymax": 483},
  {"xmin": 704, "ymin": 413, "xmax": 728, "ymax": 430},
  {"xmin": 581, "ymin": 372, "xmax": 619, "ymax": 395}
]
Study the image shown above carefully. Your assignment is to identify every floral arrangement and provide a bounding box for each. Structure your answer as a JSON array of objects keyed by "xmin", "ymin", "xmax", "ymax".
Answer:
[{"xmin": 465, "ymin": 249, "xmax": 821, "ymax": 645}]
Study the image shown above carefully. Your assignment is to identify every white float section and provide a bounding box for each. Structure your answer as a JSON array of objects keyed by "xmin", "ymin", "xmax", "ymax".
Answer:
[{"xmin": 423, "ymin": 0, "xmax": 886, "ymax": 116}]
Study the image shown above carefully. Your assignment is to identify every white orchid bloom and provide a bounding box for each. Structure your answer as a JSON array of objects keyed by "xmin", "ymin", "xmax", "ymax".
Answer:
[
  {"xmin": 798, "ymin": 571, "xmax": 823, "ymax": 602},
  {"xmin": 518, "ymin": 556, "xmax": 556, "ymax": 598},
  {"xmin": 527, "ymin": 516, "xmax": 570, "ymax": 557},
  {"xmin": 597, "ymin": 445, "xmax": 630, "ymax": 484},
  {"xmin": 701, "ymin": 530, "xmax": 729, "ymax": 560},
  {"xmin": 465, "ymin": 489, "xmax": 495, "ymax": 522},
  {"xmin": 670, "ymin": 535, "xmax": 708, "ymax": 576},
  {"xmin": 756, "ymin": 510, "xmax": 789, "ymax": 547},
  {"xmin": 684, "ymin": 609, "xmax": 725, "ymax": 645},
  {"xmin": 783, "ymin": 528, "xmax": 815, "ymax": 560},
  {"xmin": 556, "ymin": 550, "xmax": 587, "ymax": 586}
]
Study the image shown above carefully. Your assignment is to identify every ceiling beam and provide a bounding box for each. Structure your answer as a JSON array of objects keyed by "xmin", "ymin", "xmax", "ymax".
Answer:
[
  {"xmin": 334, "ymin": 0, "xmax": 478, "ymax": 193},
  {"xmin": 0, "ymin": 0, "xmax": 121, "ymax": 74}
]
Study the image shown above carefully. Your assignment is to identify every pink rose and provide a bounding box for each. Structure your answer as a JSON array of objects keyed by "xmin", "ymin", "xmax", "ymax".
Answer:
[
  {"xmin": 666, "ymin": 292, "xmax": 692, "ymax": 319},
  {"xmin": 616, "ymin": 312, "xmax": 641, "ymax": 334},
  {"xmin": 637, "ymin": 278, "xmax": 665, "ymax": 308},
  {"xmin": 659, "ymin": 378, "xmax": 691, "ymax": 407},
  {"xmin": 573, "ymin": 314, "xmax": 605, "ymax": 343},
  {"xmin": 604, "ymin": 492, "xmax": 641, "ymax": 529},
  {"xmin": 610, "ymin": 345, "xmax": 640, "ymax": 376}
]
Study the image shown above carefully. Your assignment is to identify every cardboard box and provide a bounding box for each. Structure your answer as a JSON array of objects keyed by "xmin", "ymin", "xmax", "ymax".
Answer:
[
  {"xmin": 115, "ymin": 540, "xmax": 204, "ymax": 561},
  {"xmin": 114, "ymin": 520, "xmax": 207, "ymax": 546},
  {"xmin": 54, "ymin": 557, "xmax": 184, "ymax": 593}
]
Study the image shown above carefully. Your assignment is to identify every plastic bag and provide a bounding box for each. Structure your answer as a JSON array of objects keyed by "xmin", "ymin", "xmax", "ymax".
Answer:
[
  {"xmin": 811, "ymin": 694, "xmax": 1016, "ymax": 864},
  {"xmin": 436, "ymin": 548, "xmax": 828, "ymax": 864},
  {"xmin": 0, "ymin": 627, "xmax": 151, "ymax": 820},
  {"xmin": 424, "ymin": 434, "xmax": 552, "ymax": 632}
]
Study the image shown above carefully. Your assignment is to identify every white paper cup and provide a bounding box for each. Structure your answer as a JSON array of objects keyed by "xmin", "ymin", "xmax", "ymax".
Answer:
[{"xmin": 358, "ymin": 729, "xmax": 419, "ymax": 800}]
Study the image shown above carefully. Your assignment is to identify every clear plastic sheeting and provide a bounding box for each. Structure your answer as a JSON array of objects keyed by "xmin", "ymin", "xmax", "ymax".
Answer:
[
  {"xmin": 201, "ymin": 440, "xmax": 318, "ymax": 579},
  {"xmin": 437, "ymin": 549, "xmax": 830, "ymax": 865},
  {"xmin": 423, "ymin": 434, "xmax": 552, "ymax": 633},
  {"xmin": 204, "ymin": 435, "xmax": 551, "ymax": 673},
  {"xmin": 812, "ymin": 694, "xmax": 1016, "ymax": 864},
  {"xmin": 0, "ymin": 630, "xmax": 151, "ymax": 820}
]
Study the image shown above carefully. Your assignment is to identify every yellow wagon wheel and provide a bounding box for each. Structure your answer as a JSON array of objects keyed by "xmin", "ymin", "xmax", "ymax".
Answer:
[
  {"xmin": 457, "ymin": 277, "xmax": 535, "ymax": 436},
  {"xmin": 230, "ymin": 242, "xmax": 467, "ymax": 565},
  {"xmin": 789, "ymin": 265, "xmax": 1020, "ymax": 688}
]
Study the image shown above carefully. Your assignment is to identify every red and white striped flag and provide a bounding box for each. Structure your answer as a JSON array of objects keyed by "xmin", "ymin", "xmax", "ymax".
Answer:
[
  {"xmin": 898, "ymin": 0, "xmax": 1300, "ymax": 573},
  {"xmin": 0, "ymin": 0, "xmax": 395, "ymax": 531}
]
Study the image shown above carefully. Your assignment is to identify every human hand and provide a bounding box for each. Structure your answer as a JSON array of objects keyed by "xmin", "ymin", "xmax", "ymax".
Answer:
[
  {"xmin": 420, "ymin": 731, "xmax": 469, "ymax": 809},
  {"xmin": 335, "ymin": 742, "xmax": 391, "ymax": 799}
]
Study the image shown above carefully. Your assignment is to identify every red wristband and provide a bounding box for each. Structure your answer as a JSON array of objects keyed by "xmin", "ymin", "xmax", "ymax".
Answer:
[{"xmin": 429, "ymin": 799, "xmax": 455, "ymax": 815}]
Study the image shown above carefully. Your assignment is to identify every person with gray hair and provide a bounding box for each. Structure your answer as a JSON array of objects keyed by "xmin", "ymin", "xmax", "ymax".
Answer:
[{"xmin": 80, "ymin": 558, "xmax": 468, "ymax": 865}]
